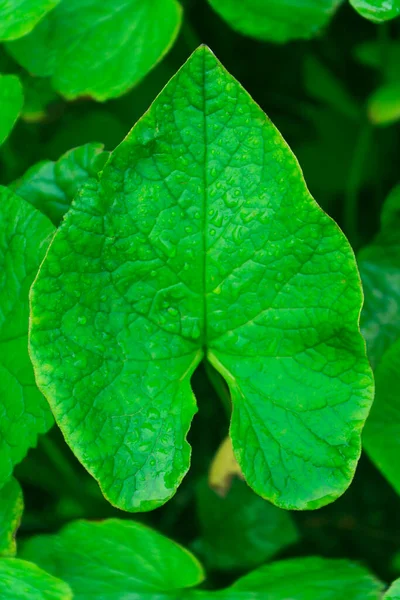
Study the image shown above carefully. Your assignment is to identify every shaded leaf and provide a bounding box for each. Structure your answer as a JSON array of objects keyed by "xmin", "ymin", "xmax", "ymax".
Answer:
[
  {"xmin": 11, "ymin": 143, "xmax": 109, "ymax": 225},
  {"xmin": 0, "ymin": 477, "xmax": 23, "ymax": 557},
  {"xmin": 207, "ymin": 0, "xmax": 343, "ymax": 43},
  {"xmin": 21, "ymin": 519, "xmax": 204, "ymax": 599},
  {"xmin": 29, "ymin": 46, "xmax": 373, "ymax": 512},
  {"xmin": 363, "ymin": 339, "xmax": 400, "ymax": 496},
  {"xmin": 193, "ymin": 477, "xmax": 298, "ymax": 571},
  {"xmin": 6, "ymin": 0, "xmax": 183, "ymax": 100},
  {"xmin": 0, "ymin": 74, "xmax": 23, "ymax": 145},
  {"xmin": 0, "ymin": 187, "xmax": 55, "ymax": 488},
  {"xmin": 0, "ymin": 558, "xmax": 72, "ymax": 599},
  {"xmin": 359, "ymin": 184, "xmax": 400, "ymax": 367}
]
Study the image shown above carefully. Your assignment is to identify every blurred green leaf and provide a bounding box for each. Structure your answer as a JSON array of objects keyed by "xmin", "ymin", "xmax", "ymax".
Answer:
[
  {"xmin": 367, "ymin": 83, "xmax": 400, "ymax": 126},
  {"xmin": 0, "ymin": 558, "xmax": 72, "ymax": 599},
  {"xmin": 6, "ymin": 0, "xmax": 183, "ymax": 100},
  {"xmin": 0, "ymin": 0, "xmax": 59, "ymax": 41},
  {"xmin": 359, "ymin": 184, "xmax": 400, "ymax": 367},
  {"xmin": 385, "ymin": 579, "xmax": 400, "ymax": 598}
]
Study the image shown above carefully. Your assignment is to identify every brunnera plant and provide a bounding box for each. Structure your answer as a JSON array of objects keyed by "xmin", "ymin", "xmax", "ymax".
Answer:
[{"xmin": 25, "ymin": 46, "xmax": 374, "ymax": 513}]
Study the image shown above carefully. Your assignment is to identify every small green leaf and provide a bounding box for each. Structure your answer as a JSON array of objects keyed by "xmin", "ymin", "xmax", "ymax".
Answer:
[
  {"xmin": 21, "ymin": 519, "xmax": 204, "ymax": 599},
  {"xmin": 11, "ymin": 143, "xmax": 109, "ymax": 225},
  {"xmin": 385, "ymin": 579, "xmax": 400, "ymax": 599},
  {"xmin": 0, "ymin": 0, "xmax": 59, "ymax": 41},
  {"xmin": 0, "ymin": 187, "xmax": 55, "ymax": 488},
  {"xmin": 29, "ymin": 46, "xmax": 373, "ymax": 512},
  {"xmin": 359, "ymin": 184, "xmax": 400, "ymax": 367},
  {"xmin": 207, "ymin": 0, "xmax": 343, "ymax": 43},
  {"xmin": 350, "ymin": 0, "xmax": 400, "ymax": 22},
  {"xmin": 222, "ymin": 557, "xmax": 383, "ymax": 599},
  {"xmin": 6, "ymin": 0, "xmax": 182, "ymax": 100},
  {"xmin": 0, "ymin": 558, "xmax": 72, "ymax": 599},
  {"xmin": 193, "ymin": 478, "xmax": 298, "ymax": 571},
  {"xmin": 0, "ymin": 477, "xmax": 23, "ymax": 557},
  {"xmin": 367, "ymin": 83, "xmax": 400, "ymax": 126},
  {"xmin": 0, "ymin": 74, "xmax": 23, "ymax": 146}
]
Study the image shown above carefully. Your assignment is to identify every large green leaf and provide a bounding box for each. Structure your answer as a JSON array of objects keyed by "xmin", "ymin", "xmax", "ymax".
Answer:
[
  {"xmin": 0, "ymin": 0, "xmax": 59, "ymax": 41},
  {"xmin": 0, "ymin": 74, "xmax": 23, "ymax": 146},
  {"xmin": 11, "ymin": 143, "xmax": 109, "ymax": 225},
  {"xmin": 193, "ymin": 478, "xmax": 298, "ymax": 571},
  {"xmin": 359, "ymin": 184, "xmax": 400, "ymax": 368},
  {"xmin": 0, "ymin": 558, "xmax": 72, "ymax": 599},
  {"xmin": 207, "ymin": 0, "xmax": 343, "ymax": 43},
  {"xmin": 0, "ymin": 477, "xmax": 23, "ymax": 557},
  {"xmin": 21, "ymin": 519, "xmax": 204, "ymax": 599},
  {"xmin": 6, "ymin": 0, "xmax": 182, "ymax": 100},
  {"xmin": 29, "ymin": 46, "xmax": 373, "ymax": 512},
  {"xmin": 350, "ymin": 0, "xmax": 400, "ymax": 22},
  {"xmin": 0, "ymin": 187, "xmax": 55, "ymax": 488}
]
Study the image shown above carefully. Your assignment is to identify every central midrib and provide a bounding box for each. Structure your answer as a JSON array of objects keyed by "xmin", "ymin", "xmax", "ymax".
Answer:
[{"xmin": 201, "ymin": 47, "xmax": 208, "ymax": 353}]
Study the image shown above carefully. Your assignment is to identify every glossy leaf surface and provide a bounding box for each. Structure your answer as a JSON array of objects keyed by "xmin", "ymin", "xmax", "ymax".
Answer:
[
  {"xmin": 350, "ymin": 0, "xmax": 400, "ymax": 22},
  {"xmin": 0, "ymin": 477, "xmax": 23, "ymax": 557},
  {"xmin": 0, "ymin": 187, "xmax": 55, "ymax": 488},
  {"xmin": 29, "ymin": 46, "xmax": 373, "ymax": 512},
  {"xmin": 0, "ymin": 0, "xmax": 59, "ymax": 41},
  {"xmin": 11, "ymin": 143, "xmax": 109, "ymax": 225},
  {"xmin": 21, "ymin": 519, "xmax": 204, "ymax": 599},
  {"xmin": 0, "ymin": 558, "xmax": 72, "ymax": 599},
  {"xmin": 207, "ymin": 0, "xmax": 343, "ymax": 43},
  {"xmin": 6, "ymin": 0, "xmax": 182, "ymax": 100},
  {"xmin": 0, "ymin": 74, "xmax": 23, "ymax": 146}
]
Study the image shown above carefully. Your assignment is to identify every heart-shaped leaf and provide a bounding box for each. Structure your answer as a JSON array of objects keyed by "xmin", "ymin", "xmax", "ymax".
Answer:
[{"xmin": 29, "ymin": 46, "xmax": 373, "ymax": 512}]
